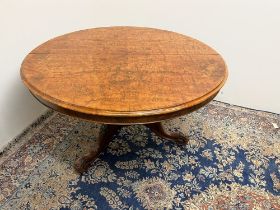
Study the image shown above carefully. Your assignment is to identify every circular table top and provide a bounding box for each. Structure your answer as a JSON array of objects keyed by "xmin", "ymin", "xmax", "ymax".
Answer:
[{"xmin": 21, "ymin": 26, "xmax": 228, "ymax": 124}]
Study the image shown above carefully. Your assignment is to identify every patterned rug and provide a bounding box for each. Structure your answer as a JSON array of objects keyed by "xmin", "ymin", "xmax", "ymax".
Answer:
[{"xmin": 0, "ymin": 101, "xmax": 279, "ymax": 209}]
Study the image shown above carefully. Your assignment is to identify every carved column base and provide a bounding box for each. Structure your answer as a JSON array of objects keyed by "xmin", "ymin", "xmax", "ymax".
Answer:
[{"xmin": 74, "ymin": 122, "xmax": 188, "ymax": 173}]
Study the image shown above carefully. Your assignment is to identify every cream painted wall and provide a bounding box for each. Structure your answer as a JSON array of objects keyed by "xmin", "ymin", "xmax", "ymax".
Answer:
[{"xmin": 0, "ymin": 0, "xmax": 279, "ymax": 149}]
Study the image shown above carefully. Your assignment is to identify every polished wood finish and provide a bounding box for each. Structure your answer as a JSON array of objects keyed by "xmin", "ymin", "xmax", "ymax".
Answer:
[
  {"xmin": 21, "ymin": 26, "xmax": 228, "ymax": 173},
  {"xmin": 21, "ymin": 26, "xmax": 228, "ymax": 124},
  {"xmin": 75, "ymin": 122, "xmax": 188, "ymax": 173},
  {"xmin": 31, "ymin": 91, "xmax": 218, "ymax": 124}
]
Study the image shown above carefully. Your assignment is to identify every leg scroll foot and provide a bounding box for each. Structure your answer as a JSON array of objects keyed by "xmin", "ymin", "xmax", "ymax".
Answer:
[
  {"xmin": 74, "ymin": 125, "xmax": 122, "ymax": 173},
  {"xmin": 74, "ymin": 122, "xmax": 188, "ymax": 173},
  {"xmin": 145, "ymin": 122, "xmax": 189, "ymax": 145}
]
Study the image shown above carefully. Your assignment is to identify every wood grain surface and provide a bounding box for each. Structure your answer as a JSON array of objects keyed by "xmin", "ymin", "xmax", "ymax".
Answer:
[{"xmin": 21, "ymin": 26, "xmax": 228, "ymax": 124}]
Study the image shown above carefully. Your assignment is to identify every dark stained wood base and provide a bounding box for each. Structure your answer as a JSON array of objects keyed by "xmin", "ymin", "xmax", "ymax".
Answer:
[
  {"xmin": 74, "ymin": 125, "xmax": 123, "ymax": 173},
  {"xmin": 74, "ymin": 122, "xmax": 188, "ymax": 173},
  {"xmin": 145, "ymin": 123, "xmax": 189, "ymax": 145}
]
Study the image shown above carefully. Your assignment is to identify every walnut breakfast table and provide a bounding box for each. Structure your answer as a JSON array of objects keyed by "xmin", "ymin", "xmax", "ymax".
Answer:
[{"xmin": 20, "ymin": 26, "xmax": 228, "ymax": 173}]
